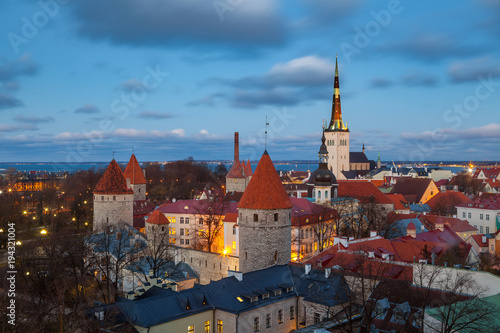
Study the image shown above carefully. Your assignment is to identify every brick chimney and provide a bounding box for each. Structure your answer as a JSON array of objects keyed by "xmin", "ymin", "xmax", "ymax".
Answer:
[{"xmin": 234, "ymin": 132, "xmax": 239, "ymax": 162}]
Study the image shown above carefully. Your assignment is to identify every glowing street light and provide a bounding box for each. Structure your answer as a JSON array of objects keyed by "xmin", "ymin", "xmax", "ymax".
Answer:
[
  {"xmin": 16, "ymin": 241, "xmax": 21, "ymax": 246},
  {"xmin": 40, "ymin": 229, "xmax": 47, "ymax": 235}
]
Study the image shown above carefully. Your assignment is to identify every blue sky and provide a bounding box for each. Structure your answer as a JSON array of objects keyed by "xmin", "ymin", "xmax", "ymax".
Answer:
[{"xmin": 0, "ymin": 0, "xmax": 499, "ymax": 163}]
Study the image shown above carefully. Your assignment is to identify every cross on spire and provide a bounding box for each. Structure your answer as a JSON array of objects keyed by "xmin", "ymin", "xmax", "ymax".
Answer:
[{"xmin": 265, "ymin": 116, "xmax": 269, "ymax": 150}]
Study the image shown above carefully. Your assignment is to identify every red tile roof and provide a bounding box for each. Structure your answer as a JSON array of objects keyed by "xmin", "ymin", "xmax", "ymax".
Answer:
[
  {"xmin": 425, "ymin": 191, "xmax": 471, "ymax": 212},
  {"xmin": 421, "ymin": 215, "xmax": 477, "ymax": 233},
  {"xmin": 238, "ymin": 151, "xmax": 293, "ymax": 210},
  {"xmin": 123, "ymin": 154, "xmax": 147, "ymax": 184},
  {"xmin": 407, "ymin": 222, "xmax": 416, "ymax": 230},
  {"xmin": 226, "ymin": 160, "xmax": 245, "ymax": 179},
  {"xmin": 146, "ymin": 210, "xmax": 170, "ymax": 225},
  {"xmin": 245, "ymin": 159, "xmax": 253, "ymax": 177},
  {"xmin": 470, "ymin": 234, "xmax": 489, "ymax": 247},
  {"xmin": 93, "ymin": 159, "xmax": 134, "ymax": 194},
  {"xmin": 385, "ymin": 194, "xmax": 410, "ymax": 211},
  {"xmin": 338, "ymin": 180, "xmax": 393, "ymax": 205},
  {"xmin": 473, "ymin": 167, "xmax": 500, "ymax": 179},
  {"xmin": 456, "ymin": 195, "xmax": 500, "ymax": 210},
  {"xmin": 308, "ymin": 225, "xmax": 470, "ymax": 270},
  {"xmin": 289, "ymin": 197, "xmax": 337, "ymax": 227},
  {"xmin": 390, "ymin": 178, "xmax": 436, "ymax": 204}
]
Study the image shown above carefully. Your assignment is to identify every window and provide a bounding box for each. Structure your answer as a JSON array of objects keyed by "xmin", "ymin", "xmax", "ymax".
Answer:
[
  {"xmin": 463, "ymin": 212, "xmax": 466, "ymax": 218},
  {"xmin": 480, "ymin": 226, "xmax": 484, "ymax": 233},
  {"xmin": 185, "ymin": 239, "xmax": 190, "ymax": 245},
  {"xmin": 468, "ymin": 213, "xmax": 471, "ymax": 219},
  {"xmin": 254, "ymin": 214, "xmax": 258, "ymax": 222},
  {"xmin": 486, "ymin": 215, "xmax": 490, "ymax": 221},
  {"xmin": 274, "ymin": 213, "xmax": 278, "ymax": 221},
  {"xmin": 185, "ymin": 217, "xmax": 190, "ymax": 224},
  {"xmin": 480, "ymin": 214, "xmax": 484, "ymax": 220},
  {"xmin": 186, "ymin": 229, "xmax": 189, "ymax": 236},
  {"xmin": 278, "ymin": 309, "xmax": 283, "ymax": 323},
  {"xmin": 233, "ymin": 225, "xmax": 237, "ymax": 235},
  {"xmin": 486, "ymin": 227, "xmax": 490, "ymax": 234},
  {"xmin": 232, "ymin": 241, "xmax": 236, "ymax": 250},
  {"xmin": 180, "ymin": 217, "xmax": 184, "ymax": 224},
  {"xmin": 170, "ymin": 216, "xmax": 176, "ymax": 223},
  {"xmin": 290, "ymin": 306, "xmax": 295, "ymax": 320},
  {"xmin": 205, "ymin": 320, "xmax": 210, "ymax": 333},
  {"xmin": 180, "ymin": 239, "xmax": 184, "ymax": 245},
  {"xmin": 188, "ymin": 325, "xmax": 194, "ymax": 333},
  {"xmin": 254, "ymin": 317, "xmax": 259, "ymax": 332},
  {"xmin": 266, "ymin": 313, "xmax": 271, "ymax": 328},
  {"xmin": 101, "ymin": 196, "xmax": 104, "ymax": 201},
  {"xmin": 314, "ymin": 313, "xmax": 320, "ymax": 324},
  {"xmin": 217, "ymin": 320, "xmax": 223, "ymax": 333},
  {"xmin": 180, "ymin": 229, "xmax": 184, "ymax": 236},
  {"xmin": 113, "ymin": 196, "xmax": 116, "ymax": 201},
  {"xmin": 199, "ymin": 218, "xmax": 203, "ymax": 225}
]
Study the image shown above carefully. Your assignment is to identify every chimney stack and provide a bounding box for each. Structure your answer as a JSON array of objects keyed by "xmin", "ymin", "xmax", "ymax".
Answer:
[{"xmin": 234, "ymin": 132, "xmax": 239, "ymax": 163}]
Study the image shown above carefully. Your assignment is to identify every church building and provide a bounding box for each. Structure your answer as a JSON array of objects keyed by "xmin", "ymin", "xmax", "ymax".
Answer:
[{"xmin": 324, "ymin": 57, "xmax": 375, "ymax": 180}]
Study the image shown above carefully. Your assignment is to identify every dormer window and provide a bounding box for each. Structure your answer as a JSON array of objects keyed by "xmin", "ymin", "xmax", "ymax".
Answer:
[
  {"xmin": 274, "ymin": 290, "xmax": 281, "ymax": 296},
  {"xmin": 286, "ymin": 287, "xmax": 293, "ymax": 293},
  {"xmin": 262, "ymin": 293, "xmax": 269, "ymax": 300},
  {"xmin": 250, "ymin": 297, "xmax": 258, "ymax": 303}
]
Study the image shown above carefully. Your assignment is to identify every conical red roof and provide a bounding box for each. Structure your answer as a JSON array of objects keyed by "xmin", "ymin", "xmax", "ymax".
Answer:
[
  {"xmin": 238, "ymin": 151, "xmax": 292, "ymax": 210},
  {"xmin": 93, "ymin": 159, "xmax": 133, "ymax": 194},
  {"xmin": 245, "ymin": 159, "xmax": 253, "ymax": 176},
  {"xmin": 146, "ymin": 210, "xmax": 169, "ymax": 225},
  {"xmin": 227, "ymin": 159, "xmax": 245, "ymax": 179},
  {"xmin": 124, "ymin": 154, "xmax": 147, "ymax": 184}
]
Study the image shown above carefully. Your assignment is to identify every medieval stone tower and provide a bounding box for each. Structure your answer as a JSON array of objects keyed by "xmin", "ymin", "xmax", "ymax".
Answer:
[
  {"xmin": 93, "ymin": 159, "xmax": 134, "ymax": 232},
  {"xmin": 238, "ymin": 150, "xmax": 292, "ymax": 273},
  {"xmin": 324, "ymin": 57, "xmax": 350, "ymax": 180},
  {"xmin": 226, "ymin": 132, "xmax": 252, "ymax": 193},
  {"xmin": 123, "ymin": 154, "xmax": 147, "ymax": 201}
]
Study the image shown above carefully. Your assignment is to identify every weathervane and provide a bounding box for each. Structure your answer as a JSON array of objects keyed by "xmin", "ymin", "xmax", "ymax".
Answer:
[
  {"xmin": 265, "ymin": 116, "xmax": 269, "ymax": 150},
  {"xmin": 112, "ymin": 151, "xmax": 116, "ymax": 159}
]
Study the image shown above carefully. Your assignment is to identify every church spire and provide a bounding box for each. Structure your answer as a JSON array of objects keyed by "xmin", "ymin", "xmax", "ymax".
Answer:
[{"xmin": 328, "ymin": 55, "xmax": 347, "ymax": 132}]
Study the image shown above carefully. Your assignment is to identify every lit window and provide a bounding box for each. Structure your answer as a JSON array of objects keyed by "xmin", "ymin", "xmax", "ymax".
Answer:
[
  {"xmin": 232, "ymin": 241, "xmax": 236, "ymax": 250},
  {"xmin": 217, "ymin": 320, "xmax": 223, "ymax": 333},
  {"xmin": 205, "ymin": 321, "xmax": 210, "ymax": 333},
  {"xmin": 236, "ymin": 297, "xmax": 244, "ymax": 302},
  {"xmin": 186, "ymin": 229, "xmax": 189, "ymax": 236},
  {"xmin": 188, "ymin": 325, "xmax": 194, "ymax": 333}
]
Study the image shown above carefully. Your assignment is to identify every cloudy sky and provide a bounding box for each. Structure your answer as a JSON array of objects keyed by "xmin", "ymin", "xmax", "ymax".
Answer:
[{"xmin": 1, "ymin": 0, "xmax": 499, "ymax": 163}]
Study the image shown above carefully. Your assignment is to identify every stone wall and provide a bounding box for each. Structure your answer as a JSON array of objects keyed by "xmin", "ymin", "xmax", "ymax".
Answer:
[
  {"xmin": 226, "ymin": 177, "xmax": 246, "ymax": 193},
  {"xmin": 239, "ymin": 208, "xmax": 292, "ymax": 273},
  {"xmin": 93, "ymin": 193, "xmax": 133, "ymax": 232},
  {"xmin": 130, "ymin": 183, "xmax": 146, "ymax": 201},
  {"xmin": 173, "ymin": 246, "xmax": 239, "ymax": 284}
]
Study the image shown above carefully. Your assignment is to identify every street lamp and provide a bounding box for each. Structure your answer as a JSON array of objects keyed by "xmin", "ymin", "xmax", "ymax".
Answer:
[{"xmin": 40, "ymin": 229, "xmax": 47, "ymax": 235}]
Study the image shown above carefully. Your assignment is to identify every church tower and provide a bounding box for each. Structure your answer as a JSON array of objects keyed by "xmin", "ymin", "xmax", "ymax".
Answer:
[
  {"xmin": 124, "ymin": 154, "xmax": 147, "ymax": 201},
  {"xmin": 308, "ymin": 127, "xmax": 338, "ymax": 204},
  {"xmin": 324, "ymin": 57, "xmax": 350, "ymax": 180},
  {"xmin": 93, "ymin": 159, "xmax": 134, "ymax": 232},
  {"xmin": 238, "ymin": 151, "xmax": 292, "ymax": 273}
]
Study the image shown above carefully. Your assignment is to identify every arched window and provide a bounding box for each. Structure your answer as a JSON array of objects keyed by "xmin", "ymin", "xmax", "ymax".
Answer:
[
  {"xmin": 325, "ymin": 190, "xmax": 329, "ymax": 198},
  {"xmin": 318, "ymin": 191, "xmax": 322, "ymax": 199}
]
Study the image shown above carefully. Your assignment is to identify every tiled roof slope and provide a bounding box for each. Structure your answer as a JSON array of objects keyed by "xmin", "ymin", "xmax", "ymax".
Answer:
[
  {"xmin": 390, "ymin": 178, "xmax": 434, "ymax": 203},
  {"xmin": 226, "ymin": 159, "xmax": 245, "ymax": 179},
  {"xmin": 338, "ymin": 180, "xmax": 393, "ymax": 205},
  {"xmin": 146, "ymin": 210, "xmax": 169, "ymax": 225},
  {"xmin": 245, "ymin": 159, "xmax": 253, "ymax": 176},
  {"xmin": 425, "ymin": 191, "xmax": 471, "ymax": 211},
  {"xmin": 93, "ymin": 159, "xmax": 134, "ymax": 194},
  {"xmin": 123, "ymin": 154, "xmax": 147, "ymax": 184},
  {"xmin": 239, "ymin": 151, "xmax": 293, "ymax": 210},
  {"xmin": 385, "ymin": 194, "xmax": 410, "ymax": 211}
]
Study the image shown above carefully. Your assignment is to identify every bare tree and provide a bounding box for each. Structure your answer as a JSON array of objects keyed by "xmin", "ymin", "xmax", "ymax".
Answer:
[
  {"xmin": 310, "ymin": 204, "xmax": 338, "ymax": 253},
  {"xmin": 142, "ymin": 225, "xmax": 175, "ymax": 278},
  {"xmin": 413, "ymin": 263, "xmax": 500, "ymax": 333},
  {"xmin": 194, "ymin": 198, "xmax": 227, "ymax": 252}
]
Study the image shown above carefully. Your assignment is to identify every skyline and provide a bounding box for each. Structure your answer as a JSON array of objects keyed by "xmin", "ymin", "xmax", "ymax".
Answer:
[{"xmin": 1, "ymin": 1, "xmax": 499, "ymax": 163}]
